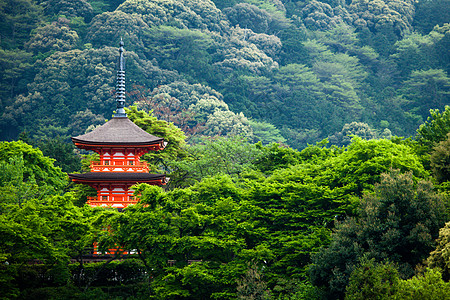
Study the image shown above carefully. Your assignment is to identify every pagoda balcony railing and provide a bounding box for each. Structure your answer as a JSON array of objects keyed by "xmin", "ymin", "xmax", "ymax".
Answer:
[
  {"xmin": 87, "ymin": 196, "xmax": 139, "ymax": 207},
  {"xmin": 90, "ymin": 161, "xmax": 149, "ymax": 172}
]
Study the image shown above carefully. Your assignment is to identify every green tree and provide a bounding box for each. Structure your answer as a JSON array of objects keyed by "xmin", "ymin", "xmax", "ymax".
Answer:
[
  {"xmin": 34, "ymin": 138, "xmax": 82, "ymax": 173},
  {"xmin": 0, "ymin": 141, "xmax": 67, "ymax": 194},
  {"xmin": 25, "ymin": 21, "xmax": 80, "ymax": 54},
  {"xmin": 328, "ymin": 122, "xmax": 380, "ymax": 146},
  {"xmin": 430, "ymin": 132, "xmax": 450, "ymax": 183},
  {"xmin": 345, "ymin": 258, "xmax": 400, "ymax": 300},
  {"xmin": 416, "ymin": 105, "xmax": 450, "ymax": 154},
  {"xmin": 0, "ymin": 48, "xmax": 33, "ymax": 118},
  {"xmin": 310, "ymin": 170, "xmax": 446, "ymax": 298},
  {"xmin": 394, "ymin": 268, "xmax": 450, "ymax": 300},
  {"xmin": 170, "ymin": 136, "xmax": 263, "ymax": 187},
  {"xmin": 236, "ymin": 262, "xmax": 271, "ymax": 300},
  {"xmin": 126, "ymin": 106, "xmax": 187, "ymax": 173},
  {"xmin": 224, "ymin": 3, "xmax": 272, "ymax": 34},
  {"xmin": 402, "ymin": 69, "xmax": 450, "ymax": 119},
  {"xmin": 40, "ymin": 0, "xmax": 93, "ymax": 20},
  {"xmin": 249, "ymin": 120, "xmax": 286, "ymax": 145},
  {"xmin": 428, "ymin": 221, "xmax": 450, "ymax": 281},
  {"xmin": 0, "ymin": 0, "xmax": 43, "ymax": 49},
  {"xmin": 143, "ymin": 26, "xmax": 216, "ymax": 81},
  {"xmin": 105, "ymin": 179, "xmax": 249, "ymax": 298},
  {"xmin": 413, "ymin": 0, "xmax": 450, "ymax": 34}
]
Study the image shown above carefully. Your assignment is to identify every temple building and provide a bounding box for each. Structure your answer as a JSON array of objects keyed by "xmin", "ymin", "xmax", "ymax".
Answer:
[{"xmin": 69, "ymin": 40, "xmax": 168, "ymax": 209}]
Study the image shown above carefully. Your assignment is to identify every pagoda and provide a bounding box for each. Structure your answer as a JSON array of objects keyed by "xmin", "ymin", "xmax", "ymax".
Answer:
[{"xmin": 69, "ymin": 40, "xmax": 168, "ymax": 209}]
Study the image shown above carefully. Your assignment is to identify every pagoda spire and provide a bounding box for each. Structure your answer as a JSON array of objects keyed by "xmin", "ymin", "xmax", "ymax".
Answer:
[{"xmin": 114, "ymin": 38, "xmax": 126, "ymax": 117}]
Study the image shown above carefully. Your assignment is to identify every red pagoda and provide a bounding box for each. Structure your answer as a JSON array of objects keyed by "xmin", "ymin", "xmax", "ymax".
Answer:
[{"xmin": 69, "ymin": 40, "xmax": 168, "ymax": 209}]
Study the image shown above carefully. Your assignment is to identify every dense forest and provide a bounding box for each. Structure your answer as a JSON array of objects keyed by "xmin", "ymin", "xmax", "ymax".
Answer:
[{"xmin": 1, "ymin": 0, "xmax": 450, "ymax": 299}]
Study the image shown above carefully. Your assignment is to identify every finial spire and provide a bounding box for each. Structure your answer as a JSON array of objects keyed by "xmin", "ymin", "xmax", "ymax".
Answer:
[{"xmin": 114, "ymin": 38, "xmax": 127, "ymax": 117}]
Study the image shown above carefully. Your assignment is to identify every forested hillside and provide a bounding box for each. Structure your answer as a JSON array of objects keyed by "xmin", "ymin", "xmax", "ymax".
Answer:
[
  {"xmin": 1, "ymin": 0, "xmax": 449, "ymax": 147},
  {"xmin": 1, "ymin": 0, "xmax": 450, "ymax": 299}
]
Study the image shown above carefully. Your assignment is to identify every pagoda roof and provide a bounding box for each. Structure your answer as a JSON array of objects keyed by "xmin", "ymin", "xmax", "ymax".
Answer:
[
  {"xmin": 69, "ymin": 172, "xmax": 167, "ymax": 183},
  {"xmin": 72, "ymin": 117, "xmax": 164, "ymax": 146}
]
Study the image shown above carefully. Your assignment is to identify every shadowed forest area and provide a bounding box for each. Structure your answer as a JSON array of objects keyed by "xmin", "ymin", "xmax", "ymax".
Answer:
[{"xmin": 1, "ymin": 0, "xmax": 450, "ymax": 299}]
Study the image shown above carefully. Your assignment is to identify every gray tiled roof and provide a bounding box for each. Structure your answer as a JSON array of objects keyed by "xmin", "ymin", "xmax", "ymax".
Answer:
[
  {"xmin": 72, "ymin": 117, "xmax": 163, "ymax": 145},
  {"xmin": 69, "ymin": 172, "xmax": 166, "ymax": 182}
]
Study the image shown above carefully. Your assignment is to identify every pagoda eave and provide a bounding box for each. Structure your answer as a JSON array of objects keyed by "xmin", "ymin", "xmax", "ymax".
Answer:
[
  {"xmin": 68, "ymin": 173, "xmax": 168, "ymax": 185},
  {"xmin": 72, "ymin": 140, "xmax": 166, "ymax": 152}
]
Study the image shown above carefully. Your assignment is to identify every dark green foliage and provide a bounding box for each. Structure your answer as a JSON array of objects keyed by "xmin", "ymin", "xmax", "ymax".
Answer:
[
  {"xmin": 0, "ymin": 0, "xmax": 44, "ymax": 49},
  {"xmin": 430, "ymin": 133, "xmax": 450, "ymax": 183},
  {"xmin": 402, "ymin": 69, "xmax": 450, "ymax": 119},
  {"xmin": 40, "ymin": 0, "xmax": 94, "ymax": 20},
  {"xmin": 413, "ymin": 0, "xmax": 450, "ymax": 34},
  {"xmin": 34, "ymin": 137, "xmax": 82, "ymax": 172},
  {"xmin": 428, "ymin": 222, "xmax": 450, "ymax": 281},
  {"xmin": 310, "ymin": 170, "xmax": 446, "ymax": 298}
]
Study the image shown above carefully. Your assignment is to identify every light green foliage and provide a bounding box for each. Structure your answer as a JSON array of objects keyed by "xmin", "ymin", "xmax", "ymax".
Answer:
[
  {"xmin": 216, "ymin": 26, "xmax": 279, "ymax": 75},
  {"xmin": 249, "ymin": 120, "xmax": 286, "ymax": 144},
  {"xmin": 133, "ymin": 81, "xmax": 256, "ymax": 139},
  {"xmin": 0, "ymin": 141, "xmax": 67, "ymax": 194},
  {"xmin": 315, "ymin": 137, "xmax": 426, "ymax": 194},
  {"xmin": 345, "ymin": 258, "xmax": 400, "ymax": 300},
  {"xmin": 416, "ymin": 105, "xmax": 450, "ymax": 153},
  {"xmin": 310, "ymin": 170, "xmax": 446, "ymax": 298},
  {"xmin": 118, "ymin": 0, "xmax": 226, "ymax": 32},
  {"xmin": 170, "ymin": 136, "xmax": 263, "ymax": 187},
  {"xmin": 301, "ymin": 1, "xmax": 347, "ymax": 31},
  {"xmin": 126, "ymin": 106, "xmax": 187, "ymax": 172},
  {"xmin": 204, "ymin": 110, "xmax": 253, "ymax": 137},
  {"xmin": 346, "ymin": 263, "xmax": 450, "ymax": 300},
  {"xmin": 86, "ymin": 10, "xmax": 150, "ymax": 50},
  {"xmin": 253, "ymin": 141, "xmax": 303, "ymax": 173},
  {"xmin": 394, "ymin": 268, "xmax": 450, "ymax": 300},
  {"xmin": 103, "ymin": 179, "xmax": 249, "ymax": 298},
  {"xmin": 0, "ymin": 192, "xmax": 102, "ymax": 296},
  {"xmin": 391, "ymin": 30, "xmax": 445, "ymax": 78},
  {"xmin": 328, "ymin": 122, "xmax": 379, "ymax": 146},
  {"xmin": 143, "ymin": 25, "xmax": 215, "ymax": 72}
]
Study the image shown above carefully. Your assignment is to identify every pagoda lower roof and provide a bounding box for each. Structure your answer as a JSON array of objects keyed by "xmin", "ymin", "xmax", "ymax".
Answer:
[
  {"xmin": 69, "ymin": 172, "xmax": 167, "ymax": 183},
  {"xmin": 72, "ymin": 117, "xmax": 164, "ymax": 146}
]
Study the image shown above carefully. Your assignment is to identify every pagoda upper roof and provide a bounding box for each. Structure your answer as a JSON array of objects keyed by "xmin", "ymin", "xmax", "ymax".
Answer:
[
  {"xmin": 69, "ymin": 172, "xmax": 167, "ymax": 183},
  {"xmin": 72, "ymin": 116, "xmax": 164, "ymax": 146}
]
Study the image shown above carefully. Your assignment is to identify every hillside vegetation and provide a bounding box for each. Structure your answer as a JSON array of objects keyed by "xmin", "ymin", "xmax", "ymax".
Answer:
[
  {"xmin": 1, "ymin": 0, "xmax": 449, "ymax": 148},
  {"xmin": 1, "ymin": 0, "xmax": 450, "ymax": 299}
]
